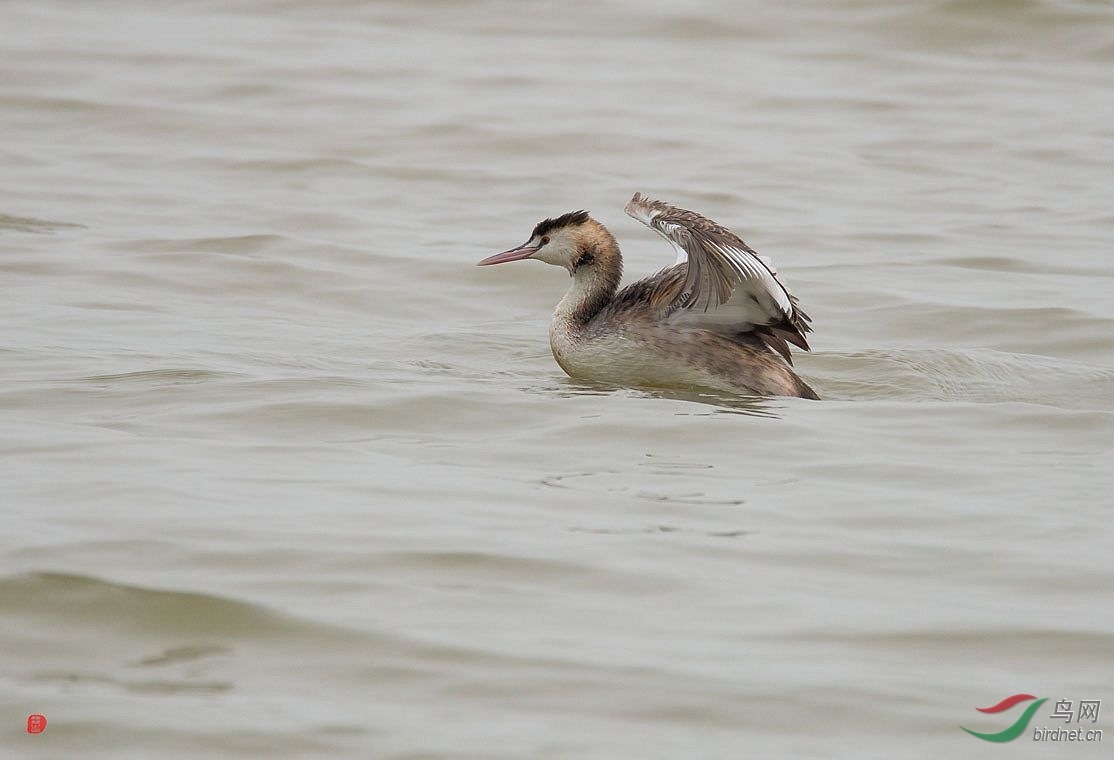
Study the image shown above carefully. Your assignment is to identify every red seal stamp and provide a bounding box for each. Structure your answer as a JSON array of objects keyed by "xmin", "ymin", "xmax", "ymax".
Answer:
[{"xmin": 27, "ymin": 714, "xmax": 47, "ymax": 734}]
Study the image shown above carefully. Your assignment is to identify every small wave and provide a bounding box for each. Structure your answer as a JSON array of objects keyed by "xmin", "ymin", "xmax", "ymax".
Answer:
[
  {"xmin": 0, "ymin": 571, "xmax": 303, "ymax": 638},
  {"xmin": 0, "ymin": 212, "xmax": 84, "ymax": 233},
  {"xmin": 75, "ymin": 368, "xmax": 240, "ymax": 386},
  {"xmin": 807, "ymin": 347, "xmax": 1114, "ymax": 409},
  {"xmin": 116, "ymin": 234, "xmax": 289, "ymax": 254}
]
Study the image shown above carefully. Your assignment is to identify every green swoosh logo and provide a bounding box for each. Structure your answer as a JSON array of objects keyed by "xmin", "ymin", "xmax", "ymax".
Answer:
[{"xmin": 960, "ymin": 698, "xmax": 1047, "ymax": 742}]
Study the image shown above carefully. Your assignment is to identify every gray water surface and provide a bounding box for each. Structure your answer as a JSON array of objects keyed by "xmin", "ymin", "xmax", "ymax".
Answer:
[{"xmin": 2, "ymin": 1, "xmax": 1113, "ymax": 757}]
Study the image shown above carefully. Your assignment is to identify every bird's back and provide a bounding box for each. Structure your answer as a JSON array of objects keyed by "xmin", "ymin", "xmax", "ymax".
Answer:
[{"xmin": 574, "ymin": 265, "xmax": 818, "ymax": 399}]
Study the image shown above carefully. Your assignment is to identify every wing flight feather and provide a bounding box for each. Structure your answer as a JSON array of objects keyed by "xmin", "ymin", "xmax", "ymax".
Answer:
[{"xmin": 623, "ymin": 192, "xmax": 812, "ymax": 360}]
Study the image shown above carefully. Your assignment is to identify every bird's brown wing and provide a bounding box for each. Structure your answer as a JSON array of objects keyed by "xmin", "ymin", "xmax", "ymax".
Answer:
[{"xmin": 623, "ymin": 192, "xmax": 812, "ymax": 362}]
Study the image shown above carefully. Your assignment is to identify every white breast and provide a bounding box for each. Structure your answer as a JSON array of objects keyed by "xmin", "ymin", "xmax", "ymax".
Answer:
[{"xmin": 549, "ymin": 318, "xmax": 727, "ymax": 391}]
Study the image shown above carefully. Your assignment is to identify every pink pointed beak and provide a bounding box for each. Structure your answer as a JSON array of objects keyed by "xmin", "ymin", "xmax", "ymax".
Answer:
[{"xmin": 477, "ymin": 244, "xmax": 538, "ymax": 266}]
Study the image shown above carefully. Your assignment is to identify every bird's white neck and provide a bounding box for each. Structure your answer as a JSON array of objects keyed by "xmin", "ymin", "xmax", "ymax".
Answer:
[{"xmin": 553, "ymin": 251, "xmax": 622, "ymax": 327}]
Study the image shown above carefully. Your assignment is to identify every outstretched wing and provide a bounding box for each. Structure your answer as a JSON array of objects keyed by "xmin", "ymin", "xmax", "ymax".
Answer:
[{"xmin": 623, "ymin": 192, "xmax": 812, "ymax": 362}]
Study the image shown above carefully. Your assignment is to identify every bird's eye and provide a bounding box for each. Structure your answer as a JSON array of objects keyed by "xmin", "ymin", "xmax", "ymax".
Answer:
[{"xmin": 541, "ymin": 236, "xmax": 550, "ymax": 245}]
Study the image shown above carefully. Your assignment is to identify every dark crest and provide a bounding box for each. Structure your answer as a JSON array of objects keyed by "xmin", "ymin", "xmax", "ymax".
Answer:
[{"xmin": 531, "ymin": 210, "xmax": 590, "ymax": 238}]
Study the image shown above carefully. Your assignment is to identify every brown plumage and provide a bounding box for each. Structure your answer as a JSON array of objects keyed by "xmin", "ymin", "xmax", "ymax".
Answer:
[
  {"xmin": 478, "ymin": 194, "xmax": 819, "ymax": 400},
  {"xmin": 623, "ymin": 192, "xmax": 813, "ymax": 365}
]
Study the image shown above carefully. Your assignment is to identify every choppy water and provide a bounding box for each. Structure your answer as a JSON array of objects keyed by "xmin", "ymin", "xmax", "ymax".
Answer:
[{"xmin": 3, "ymin": 1, "xmax": 1113, "ymax": 757}]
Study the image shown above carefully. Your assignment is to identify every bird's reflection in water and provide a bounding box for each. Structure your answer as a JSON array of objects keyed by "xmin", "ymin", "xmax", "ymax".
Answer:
[{"xmin": 532, "ymin": 378, "xmax": 784, "ymax": 419}]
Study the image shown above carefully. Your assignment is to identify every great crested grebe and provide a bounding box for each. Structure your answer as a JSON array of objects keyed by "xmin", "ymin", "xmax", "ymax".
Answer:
[{"xmin": 479, "ymin": 193, "xmax": 819, "ymax": 400}]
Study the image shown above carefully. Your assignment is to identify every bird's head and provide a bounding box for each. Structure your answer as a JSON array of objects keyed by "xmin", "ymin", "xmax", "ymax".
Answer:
[{"xmin": 479, "ymin": 210, "xmax": 607, "ymax": 274}]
